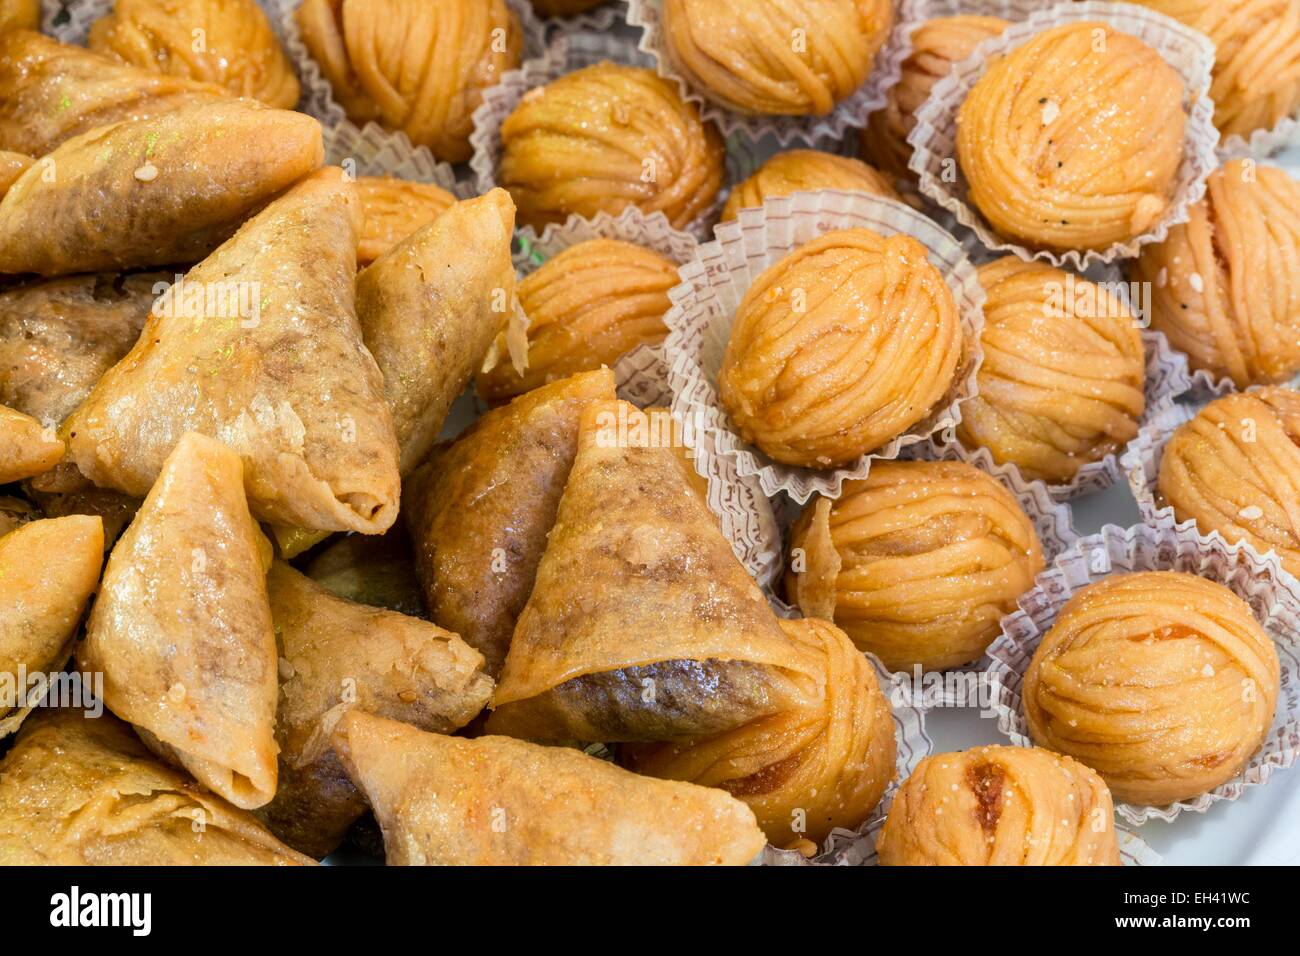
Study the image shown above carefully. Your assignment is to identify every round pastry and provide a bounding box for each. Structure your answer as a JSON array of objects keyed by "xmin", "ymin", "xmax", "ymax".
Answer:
[
  {"xmin": 1158, "ymin": 387, "xmax": 1300, "ymax": 578},
  {"xmin": 498, "ymin": 62, "xmax": 725, "ymax": 231},
  {"xmin": 87, "ymin": 0, "xmax": 300, "ymax": 108},
  {"xmin": 661, "ymin": 0, "xmax": 893, "ymax": 116},
  {"xmin": 877, "ymin": 745, "xmax": 1121, "ymax": 866},
  {"xmin": 477, "ymin": 238, "xmax": 678, "ymax": 402},
  {"xmin": 721, "ymin": 150, "xmax": 898, "ymax": 221},
  {"xmin": 862, "ymin": 14, "xmax": 1009, "ymax": 180},
  {"xmin": 624, "ymin": 617, "xmax": 897, "ymax": 847},
  {"xmin": 718, "ymin": 227, "xmax": 961, "ymax": 468},
  {"xmin": 295, "ymin": 0, "xmax": 522, "ymax": 163},
  {"xmin": 1134, "ymin": 0, "xmax": 1300, "ymax": 140},
  {"xmin": 956, "ymin": 257, "xmax": 1146, "ymax": 483},
  {"xmin": 785, "ymin": 460, "xmax": 1044, "ymax": 672},
  {"xmin": 0, "ymin": 0, "xmax": 37, "ymax": 33},
  {"xmin": 1132, "ymin": 160, "xmax": 1300, "ymax": 388},
  {"xmin": 530, "ymin": 0, "xmax": 605, "ymax": 14},
  {"xmin": 1024, "ymin": 571, "xmax": 1280, "ymax": 806},
  {"xmin": 956, "ymin": 22, "xmax": 1186, "ymax": 252},
  {"xmin": 354, "ymin": 176, "xmax": 457, "ymax": 267}
]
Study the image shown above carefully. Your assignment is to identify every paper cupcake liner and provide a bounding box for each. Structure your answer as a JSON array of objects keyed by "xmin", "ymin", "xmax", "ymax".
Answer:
[
  {"xmin": 626, "ymin": 0, "xmax": 915, "ymax": 149},
  {"xmin": 908, "ymin": 0, "xmax": 1219, "ymax": 271},
  {"xmin": 1218, "ymin": 116, "xmax": 1300, "ymax": 162},
  {"xmin": 532, "ymin": 0, "xmax": 626, "ymax": 35},
  {"xmin": 320, "ymin": 123, "xmax": 472, "ymax": 197},
  {"xmin": 662, "ymin": 189, "xmax": 986, "ymax": 505},
  {"xmin": 986, "ymin": 520, "xmax": 1300, "ymax": 826}
]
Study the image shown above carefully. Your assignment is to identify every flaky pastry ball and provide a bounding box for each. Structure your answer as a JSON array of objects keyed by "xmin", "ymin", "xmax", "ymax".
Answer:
[
  {"xmin": 877, "ymin": 745, "xmax": 1121, "ymax": 866},
  {"xmin": 785, "ymin": 460, "xmax": 1044, "ymax": 672},
  {"xmin": 353, "ymin": 176, "xmax": 456, "ymax": 267},
  {"xmin": 661, "ymin": 0, "xmax": 892, "ymax": 116},
  {"xmin": 718, "ymin": 227, "xmax": 961, "ymax": 468},
  {"xmin": 721, "ymin": 150, "xmax": 897, "ymax": 222},
  {"xmin": 956, "ymin": 22, "xmax": 1186, "ymax": 252},
  {"xmin": 1024, "ymin": 571, "xmax": 1279, "ymax": 806},
  {"xmin": 1158, "ymin": 387, "xmax": 1300, "ymax": 578},
  {"xmin": 1132, "ymin": 160, "xmax": 1300, "ymax": 388},
  {"xmin": 499, "ymin": 62, "xmax": 725, "ymax": 231},
  {"xmin": 295, "ymin": 0, "xmax": 522, "ymax": 163},
  {"xmin": 956, "ymin": 257, "xmax": 1146, "ymax": 483},
  {"xmin": 0, "ymin": 0, "xmax": 36, "ymax": 33}
]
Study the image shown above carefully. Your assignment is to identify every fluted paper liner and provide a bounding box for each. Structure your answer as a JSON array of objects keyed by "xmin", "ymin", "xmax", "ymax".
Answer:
[
  {"xmin": 321, "ymin": 124, "xmax": 470, "ymax": 198},
  {"xmin": 662, "ymin": 189, "xmax": 986, "ymax": 504},
  {"xmin": 908, "ymin": 0, "xmax": 1219, "ymax": 271},
  {"xmin": 534, "ymin": 0, "xmax": 626, "ymax": 35},
  {"xmin": 986, "ymin": 520, "xmax": 1300, "ymax": 826}
]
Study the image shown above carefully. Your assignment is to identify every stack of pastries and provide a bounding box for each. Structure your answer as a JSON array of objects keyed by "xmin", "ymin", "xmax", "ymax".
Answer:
[{"xmin": 0, "ymin": 0, "xmax": 1293, "ymax": 870}]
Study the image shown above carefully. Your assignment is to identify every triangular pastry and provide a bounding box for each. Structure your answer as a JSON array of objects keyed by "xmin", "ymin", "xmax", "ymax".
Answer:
[{"xmin": 0, "ymin": 403, "xmax": 62, "ymax": 482}]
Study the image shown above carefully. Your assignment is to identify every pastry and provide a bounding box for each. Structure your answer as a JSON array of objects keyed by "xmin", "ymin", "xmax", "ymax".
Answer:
[
  {"xmin": 956, "ymin": 257, "xmax": 1146, "ymax": 483},
  {"xmin": 956, "ymin": 22, "xmax": 1186, "ymax": 252},
  {"xmin": 304, "ymin": 525, "xmax": 426, "ymax": 618},
  {"xmin": 1024, "ymin": 571, "xmax": 1280, "ymax": 806},
  {"xmin": 26, "ymin": 486, "xmax": 138, "ymax": 551},
  {"xmin": 0, "ymin": 0, "xmax": 36, "ymax": 32},
  {"xmin": 1132, "ymin": 160, "xmax": 1300, "ymax": 387},
  {"xmin": 721, "ymin": 150, "xmax": 898, "ymax": 221},
  {"xmin": 877, "ymin": 745, "xmax": 1121, "ymax": 866},
  {"xmin": 498, "ymin": 61, "xmax": 725, "ymax": 231},
  {"xmin": 0, "ymin": 404, "xmax": 62, "ymax": 483},
  {"xmin": 0, "ymin": 149, "xmax": 28, "ymax": 194},
  {"xmin": 477, "ymin": 238, "xmax": 678, "ymax": 402},
  {"xmin": 785, "ymin": 460, "xmax": 1044, "ymax": 672},
  {"xmin": 719, "ymin": 227, "xmax": 961, "ymax": 468},
  {"xmin": 354, "ymin": 176, "xmax": 456, "ymax": 267}
]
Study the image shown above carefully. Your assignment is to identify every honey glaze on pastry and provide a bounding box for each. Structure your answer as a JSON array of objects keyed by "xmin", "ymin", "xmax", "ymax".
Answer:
[
  {"xmin": 957, "ymin": 257, "xmax": 1146, "ymax": 483},
  {"xmin": 295, "ymin": 0, "xmax": 522, "ymax": 163},
  {"xmin": 1132, "ymin": 160, "xmax": 1300, "ymax": 388},
  {"xmin": 1158, "ymin": 387, "xmax": 1300, "ymax": 578},
  {"xmin": 0, "ymin": 0, "xmax": 36, "ymax": 32},
  {"xmin": 661, "ymin": 0, "xmax": 893, "ymax": 116},
  {"xmin": 354, "ymin": 176, "xmax": 456, "ymax": 267},
  {"xmin": 88, "ymin": 0, "xmax": 300, "ymax": 108},
  {"xmin": 785, "ymin": 460, "xmax": 1044, "ymax": 672},
  {"xmin": 877, "ymin": 745, "xmax": 1121, "ymax": 865},
  {"xmin": 718, "ymin": 227, "xmax": 961, "ymax": 468},
  {"xmin": 956, "ymin": 22, "xmax": 1186, "ymax": 253},
  {"xmin": 498, "ymin": 62, "xmax": 725, "ymax": 231},
  {"xmin": 1024, "ymin": 571, "xmax": 1280, "ymax": 806},
  {"xmin": 722, "ymin": 150, "xmax": 898, "ymax": 221}
]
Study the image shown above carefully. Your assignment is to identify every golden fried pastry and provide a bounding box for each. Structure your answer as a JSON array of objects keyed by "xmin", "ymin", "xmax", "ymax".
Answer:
[
  {"xmin": 0, "ymin": 495, "xmax": 36, "ymax": 536},
  {"xmin": 26, "ymin": 485, "xmax": 138, "ymax": 551},
  {"xmin": 305, "ymin": 525, "xmax": 425, "ymax": 617},
  {"xmin": 0, "ymin": 31, "xmax": 227, "ymax": 157},
  {"xmin": 0, "ymin": 99, "xmax": 323, "ymax": 276},
  {"xmin": 626, "ymin": 617, "xmax": 896, "ymax": 846},
  {"xmin": 1132, "ymin": 160, "xmax": 1300, "ymax": 387},
  {"xmin": 498, "ymin": 61, "xmax": 725, "ymax": 231},
  {"xmin": 256, "ymin": 563, "xmax": 492, "ymax": 858},
  {"xmin": 1135, "ymin": 0, "xmax": 1300, "ymax": 139},
  {"xmin": 877, "ymin": 745, "xmax": 1121, "ymax": 866},
  {"xmin": 956, "ymin": 257, "xmax": 1146, "ymax": 483},
  {"xmin": 332, "ymin": 710, "xmax": 768, "ymax": 865},
  {"xmin": 0, "ymin": 273, "xmax": 160, "ymax": 427},
  {"xmin": 531, "ymin": 0, "xmax": 604, "ymax": 14},
  {"xmin": 0, "ymin": 404, "xmax": 62, "ymax": 482},
  {"xmin": 88, "ymin": 0, "xmax": 299, "ymax": 108},
  {"xmin": 488, "ymin": 400, "xmax": 821, "ymax": 742},
  {"xmin": 295, "ymin": 0, "xmax": 522, "ymax": 163},
  {"xmin": 0, "ymin": 516, "xmax": 103, "ymax": 738},
  {"xmin": 0, "ymin": 149, "xmax": 28, "ymax": 195},
  {"xmin": 61, "ymin": 168, "xmax": 402, "ymax": 535},
  {"xmin": 1158, "ymin": 388, "xmax": 1300, "ymax": 578},
  {"xmin": 0, "ymin": 0, "xmax": 36, "ymax": 32},
  {"xmin": 354, "ymin": 176, "xmax": 456, "ymax": 267},
  {"xmin": 957, "ymin": 22, "xmax": 1186, "ymax": 252},
  {"xmin": 862, "ymin": 15, "xmax": 1009, "ymax": 180},
  {"xmin": 661, "ymin": 0, "xmax": 892, "ymax": 115},
  {"xmin": 785, "ymin": 460, "xmax": 1044, "ymax": 672},
  {"xmin": 406, "ymin": 369, "xmax": 616, "ymax": 677},
  {"xmin": 356, "ymin": 189, "xmax": 516, "ymax": 475},
  {"xmin": 0, "ymin": 708, "xmax": 313, "ymax": 865},
  {"xmin": 477, "ymin": 239, "xmax": 678, "ymax": 402},
  {"xmin": 719, "ymin": 227, "xmax": 961, "ymax": 468},
  {"xmin": 79, "ymin": 432, "xmax": 279, "ymax": 810},
  {"xmin": 1024, "ymin": 571, "xmax": 1280, "ymax": 806},
  {"xmin": 722, "ymin": 150, "xmax": 898, "ymax": 221}
]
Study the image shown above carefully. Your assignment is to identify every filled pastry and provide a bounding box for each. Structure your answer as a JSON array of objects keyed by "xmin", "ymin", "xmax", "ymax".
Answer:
[
  {"xmin": 956, "ymin": 257, "xmax": 1146, "ymax": 483},
  {"xmin": 0, "ymin": 149, "xmax": 28, "ymax": 194},
  {"xmin": 719, "ymin": 227, "xmax": 961, "ymax": 468},
  {"xmin": 332, "ymin": 710, "xmax": 768, "ymax": 865},
  {"xmin": 0, "ymin": 404, "xmax": 62, "ymax": 482},
  {"xmin": 785, "ymin": 460, "xmax": 1044, "ymax": 672},
  {"xmin": 0, "ymin": 0, "xmax": 36, "ymax": 32},
  {"xmin": 487, "ymin": 400, "xmax": 822, "ymax": 741},
  {"xmin": 88, "ymin": 0, "xmax": 300, "ymax": 108},
  {"xmin": 957, "ymin": 22, "xmax": 1186, "ymax": 252},
  {"xmin": 354, "ymin": 176, "xmax": 456, "ymax": 267},
  {"xmin": 1024, "ymin": 571, "xmax": 1280, "ymax": 806},
  {"xmin": 877, "ymin": 745, "xmax": 1121, "ymax": 866},
  {"xmin": 295, "ymin": 0, "xmax": 522, "ymax": 162},
  {"xmin": 26, "ymin": 485, "xmax": 138, "ymax": 551},
  {"xmin": 721, "ymin": 150, "xmax": 898, "ymax": 221},
  {"xmin": 477, "ymin": 238, "xmax": 678, "ymax": 402},
  {"xmin": 305, "ymin": 526, "xmax": 426, "ymax": 617},
  {"xmin": 498, "ymin": 61, "xmax": 725, "ymax": 230}
]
